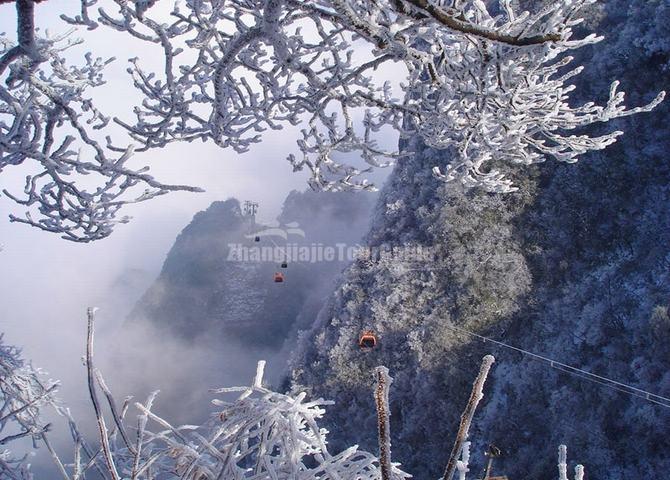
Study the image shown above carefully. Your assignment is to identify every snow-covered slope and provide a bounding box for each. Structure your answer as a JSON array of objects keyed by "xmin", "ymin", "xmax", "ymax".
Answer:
[
  {"xmin": 289, "ymin": 1, "xmax": 670, "ymax": 478},
  {"xmin": 289, "ymin": 138, "xmax": 537, "ymax": 478}
]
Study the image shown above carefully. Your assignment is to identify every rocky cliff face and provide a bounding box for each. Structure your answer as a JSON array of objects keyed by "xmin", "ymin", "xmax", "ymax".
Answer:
[
  {"xmin": 289, "ymin": 1, "xmax": 670, "ymax": 478},
  {"xmin": 130, "ymin": 190, "xmax": 377, "ymax": 351}
]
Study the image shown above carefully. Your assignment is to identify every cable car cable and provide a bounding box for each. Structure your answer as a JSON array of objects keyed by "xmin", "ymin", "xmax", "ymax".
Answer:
[
  {"xmin": 364, "ymin": 257, "xmax": 670, "ymax": 408},
  {"xmin": 268, "ymin": 236, "xmax": 292, "ymax": 265},
  {"xmin": 443, "ymin": 323, "xmax": 670, "ymax": 409}
]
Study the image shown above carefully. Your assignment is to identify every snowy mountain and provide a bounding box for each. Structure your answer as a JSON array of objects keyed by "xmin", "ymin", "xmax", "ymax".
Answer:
[
  {"xmin": 129, "ymin": 191, "xmax": 377, "ymax": 351},
  {"xmin": 289, "ymin": 1, "xmax": 670, "ymax": 478}
]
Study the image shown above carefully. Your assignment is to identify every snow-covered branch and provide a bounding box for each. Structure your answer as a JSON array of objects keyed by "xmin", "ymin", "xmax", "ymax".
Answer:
[
  {"xmin": 0, "ymin": 0, "xmax": 664, "ymax": 239},
  {"xmin": 374, "ymin": 366, "xmax": 392, "ymax": 480},
  {"xmin": 0, "ymin": 333, "xmax": 59, "ymax": 480},
  {"xmin": 443, "ymin": 354, "xmax": 495, "ymax": 480},
  {"xmin": 455, "ymin": 441, "xmax": 470, "ymax": 480},
  {"xmin": 0, "ymin": 310, "xmax": 592, "ymax": 479},
  {"xmin": 65, "ymin": 0, "xmax": 664, "ymax": 195},
  {"xmin": 558, "ymin": 445, "xmax": 585, "ymax": 480},
  {"xmin": 35, "ymin": 308, "xmax": 410, "ymax": 479},
  {"xmin": 0, "ymin": 0, "xmax": 201, "ymax": 242}
]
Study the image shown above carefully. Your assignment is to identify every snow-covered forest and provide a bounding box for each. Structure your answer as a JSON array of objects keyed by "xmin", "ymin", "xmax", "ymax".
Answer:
[{"xmin": 1, "ymin": 0, "xmax": 668, "ymax": 478}]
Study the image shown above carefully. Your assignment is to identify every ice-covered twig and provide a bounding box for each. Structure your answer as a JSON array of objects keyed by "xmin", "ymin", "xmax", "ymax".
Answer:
[
  {"xmin": 558, "ymin": 444, "xmax": 586, "ymax": 480},
  {"xmin": 0, "ymin": 0, "xmax": 664, "ymax": 240},
  {"xmin": 374, "ymin": 366, "xmax": 393, "ymax": 480},
  {"xmin": 443, "ymin": 354, "xmax": 495, "ymax": 480},
  {"xmin": 0, "ymin": 332, "xmax": 61, "ymax": 479},
  {"xmin": 456, "ymin": 441, "xmax": 470, "ymax": 480},
  {"xmin": 558, "ymin": 444, "xmax": 568, "ymax": 480},
  {"xmin": 84, "ymin": 0, "xmax": 664, "ymax": 195},
  {"xmin": 93, "ymin": 370, "xmax": 135, "ymax": 455},
  {"xmin": 42, "ymin": 314, "xmax": 412, "ymax": 479},
  {"xmin": 85, "ymin": 308, "xmax": 120, "ymax": 480},
  {"xmin": 1, "ymin": 314, "xmax": 589, "ymax": 479},
  {"xmin": 1, "ymin": 1, "xmax": 201, "ymax": 242}
]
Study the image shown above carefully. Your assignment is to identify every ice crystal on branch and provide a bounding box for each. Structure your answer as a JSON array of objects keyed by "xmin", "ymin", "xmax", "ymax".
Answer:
[
  {"xmin": 53, "ymin": 312, "xmax": 412, "ymax": 480},
  {"xmin": 68, "ymin": 0, "xmax": 663, "ymax": 195},
  {"xmin": 1, "ymin": 0, "xmax": 665, "ymax": 239},
  {"xmin": 66, "ymin": 350, "xmax": 412, "ymax": 479},
  {"xmin": 0, "ymin": 334, "xmax": 58, "ymax": 480},
  {"xmin": 1, "ymin": 311, "xmax": 589, "ymax": 479},
  {"xmin": 0, "ymin": 0, "xmax": 201, "ymax": 242}
]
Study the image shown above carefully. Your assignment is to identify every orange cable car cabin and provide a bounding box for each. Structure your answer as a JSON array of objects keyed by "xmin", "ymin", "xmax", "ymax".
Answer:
[
  {"xmin": 273, "ymin": 272, "xmax": 285, "ymax": 283},
  {"xmin": 359, "ymin": 330, "xmax": 377, "ymax": 349}
]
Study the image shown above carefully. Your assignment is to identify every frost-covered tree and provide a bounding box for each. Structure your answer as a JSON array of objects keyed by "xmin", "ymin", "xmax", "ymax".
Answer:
[
  {"xmin": 0, "ymin": 334, "xmax": 58, "ymax": 480},
  {"xmin": 72, "ymin": 362, "xmax": 410, "ymax": 479},
  {"xmin": 0, "ymin": 0, "xmax": 202, "ymax": 242},
  {"xmin": 289, "ymin": 2, "xmax": 670, "ymax": 477},
  {"xmin": 0, "ymin": 0, "xmax": 663, "ymax": 240}
]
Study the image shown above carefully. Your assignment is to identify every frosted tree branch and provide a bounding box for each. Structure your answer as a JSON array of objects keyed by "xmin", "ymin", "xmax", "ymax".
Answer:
[
  {"xmin": 0, "ymin": 0, "xmax": 202, "ymax": 242},
  {"xmin": 85, "ymin": 307, "xmax": 120, "ymax": 480},
  {"xmin": 0, "ymin": 314, "xmax": 592, "ymax": 479},
  {"xmin": 66, "ymin": 0, "xmax": 664, "ymax": 196},
  {"xmin": 0, "ymin": 0, "xmax": 665, "ymax": 240},
  {"xmin": 399, "ymin": 0, "xmax": 561, "ymax": 45},
  {"xmin": 443, "ymin": 354, "xmax": 495, "ymax": 480},
  {"xmin": 558, "ymin": 445, "xmax": 585, "ymax": 480},
  {"xmin": 374, "ymin": 366, "xmax": 393, "ymax": 480},
  {"xmin": 21, "ymin": 308, "xmax": 411, "ymax": 479},
  {"xmin": 455, "ymin": 441, "xmax": 470, "ymax": 480},
  {"xmin": 0, "ymin": 332, "xmax": 60, "ymax": 480}
]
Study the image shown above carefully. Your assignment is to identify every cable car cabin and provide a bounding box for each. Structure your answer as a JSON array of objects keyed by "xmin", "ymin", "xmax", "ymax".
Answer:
[
  {"xmin": 254, "ymin": 236, "xmax": 260, "ymax": 242},
  {"xmin": 281, "ymin": 261, "xmax": 288, "ymax": 269},
  {"xmin": 359, "ymin": 331, "xmax": 377, "ymax": 349},
  {"xmin": 273, "ymin": 272, "xmax": 285, "ymax": 283}
]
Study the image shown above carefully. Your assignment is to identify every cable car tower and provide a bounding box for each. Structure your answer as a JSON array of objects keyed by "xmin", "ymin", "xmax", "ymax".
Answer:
[
  {"xmin": 244, "ymin": 201, "xmax": 260, "ymax": 241},
  {"xmin": 243, "ymin": 200, "xmax": 258, "ymax": 221}
]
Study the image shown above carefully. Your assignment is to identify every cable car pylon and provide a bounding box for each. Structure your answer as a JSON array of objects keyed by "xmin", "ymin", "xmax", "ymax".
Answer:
[{"xmin": 243, "ymin": 200, "xmax": 260, "ymax": 242}]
